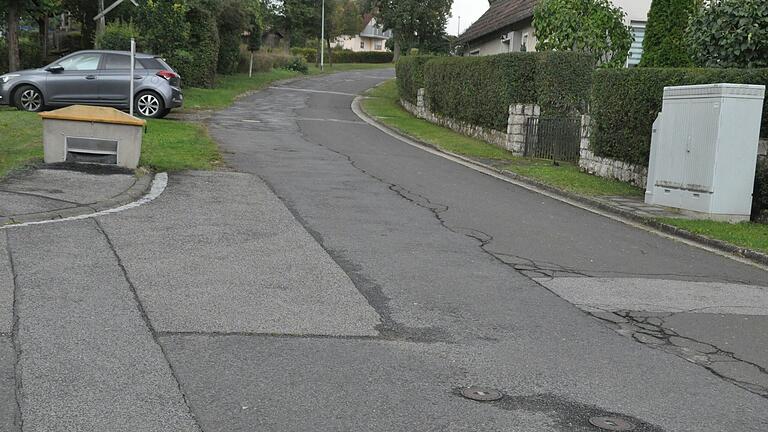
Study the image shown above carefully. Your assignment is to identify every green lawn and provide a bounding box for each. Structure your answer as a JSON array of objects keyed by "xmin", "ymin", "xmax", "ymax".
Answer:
[
  {"xmin": 362, "ymin": 80, "xmax": 643, "ymax": 197},
  {"xmin": 659, "ymin": 218, "xmax": 768, "ymax": 254},
  {"xmin": 141, "ymin": 119, "xmax": 221, "ymax": 171},
  {"xmin": 502, "ymin": 158, "xmax": 644, "ymax": 197},
  {"xmin": 0, "ymin": 109, "xmax": 43, "ymax": 178}
]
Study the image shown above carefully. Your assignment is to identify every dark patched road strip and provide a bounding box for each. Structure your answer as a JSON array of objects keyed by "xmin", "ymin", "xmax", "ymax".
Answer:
[{"xmin": 200, "ymin": 69, "xmax": 768, "ymax": 430}]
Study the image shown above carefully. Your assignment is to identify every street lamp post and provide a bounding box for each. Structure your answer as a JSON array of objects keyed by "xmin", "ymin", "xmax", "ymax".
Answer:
[{"xmin": 320, "ymin": 0, "xmax": 325, "ymax": 72}]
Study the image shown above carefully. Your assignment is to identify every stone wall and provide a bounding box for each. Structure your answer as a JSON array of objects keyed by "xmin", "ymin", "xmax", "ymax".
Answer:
[
  {"xmin": 400, "ymin": 88, "xmax": 539, "ymax": 155},
  {"xmin": 578, "ymin": 115, "xmax": 649, "ymax": 187}
]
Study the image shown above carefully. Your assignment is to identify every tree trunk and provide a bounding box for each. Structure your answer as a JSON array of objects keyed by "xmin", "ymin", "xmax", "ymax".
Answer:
[
  {"xmin": 7, "ymin": 1, "xmax": 20, "ymax": 72},
  {"xmin": 326, "ymin": 38, "xmax": 333, "ymax": 67},
  {"xmin": 393, "ymin": 37, "xmax": 401, "ymax": 63},
  {"xmin": 37, "ymin": 16, "xmax": 49, "ymax": 60}
]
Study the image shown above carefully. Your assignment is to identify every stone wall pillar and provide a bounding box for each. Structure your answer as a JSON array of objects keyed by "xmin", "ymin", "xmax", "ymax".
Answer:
[
  {"xmin": 578, "ymin": 114, "xmax": 592, "ymax": 170},
  {"xmin": 506, "ymin": 104, "xmax": 539, "ymax": 155},
  {"xmin": 759, "ymin": 139, "xmax": 767, "ymax": 157},
  {"xmin": 416, "ymin": 88, "xmax": 427, "ymax": 119}
]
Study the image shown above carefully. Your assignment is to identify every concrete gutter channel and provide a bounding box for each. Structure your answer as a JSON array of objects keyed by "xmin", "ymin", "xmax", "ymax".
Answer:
[
  {"xmin": 0, "ymin": 164, "xmax": 155, "ymax": 226},
  {"xmin": 353, "ymin": 95, "xmax": 768, "ymax": 269}
]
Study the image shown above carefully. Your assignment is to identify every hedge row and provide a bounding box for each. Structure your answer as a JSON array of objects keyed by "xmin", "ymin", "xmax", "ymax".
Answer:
[
  {"xmin": 754, "ymin": 158, "xmax": 768, "ymax": 222},
  {"xmin": 290, "ymin": 48, "xmax": 393, "ymax": 64},
  {"xmin": 591, "ymin": 68, "xmax": 768, "ymax": 166},
  {"xmin": 396, "ymin": 56, "xmax": 435, "ymax": 104},
  {"xmin": 397, "ymin": 52, "xmax": 593, "ymax": 131}
]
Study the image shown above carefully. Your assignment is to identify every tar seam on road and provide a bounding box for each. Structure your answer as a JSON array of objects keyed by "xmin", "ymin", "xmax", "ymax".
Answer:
[
  {"xmin": 93, "ymin": 219, "xmax": 204, "ymax": 432},
  {"xmin": 0, "ymin": 189, "xmax": 83, "ymax": 206},
  {"xmin": 0, "ymin": 173, "xmax": 168, "ymax": 231},
  {"xmin": 4, "ymin": 230, "xmax": 24, "ymax": 430},
  {"xmin": 351, "ymin": 96, "xmax": 768, "ymax": 274}
]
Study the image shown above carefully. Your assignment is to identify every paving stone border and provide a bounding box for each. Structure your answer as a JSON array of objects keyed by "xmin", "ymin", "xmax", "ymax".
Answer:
[
  {"xmin": 356, "ymin": 96, "xmax": 768, "ymax": 268},
  {"xmin": 0, "ymin": 170, "xmax": 155, "ymax": 226}
]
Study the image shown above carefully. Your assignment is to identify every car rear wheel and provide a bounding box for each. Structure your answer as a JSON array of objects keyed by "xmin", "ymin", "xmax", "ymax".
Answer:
[
  {"xmin": 14, "ymin": 86, "xmax": 44, "ymax": 112},
  {"xmin": 135, "ymin": 91, "xmax": 166, "ymax": 119}
]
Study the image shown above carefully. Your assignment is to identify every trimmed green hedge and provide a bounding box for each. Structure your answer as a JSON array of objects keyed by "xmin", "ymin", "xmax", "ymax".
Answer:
[
  {"xmin": 409, "ymin": 52, "xmax": 592, "ymax": 131},
  {"xmin": 754, "ymin": 158, "xmax": 768, "ymax": 222},
  {"xmin": 423, "ymin": 54, "xmax": 538, "ymax": 131},
  {"xmin": 291, "ymin": 48, "xmax": 393, "ymax": 64},
  {"xmin": 591, "ymin": 68, "xmax": 768, "ymax": 166},
  {"xmin": 396, "ymin": 56, "xmax": 435, "ymax": 104}
]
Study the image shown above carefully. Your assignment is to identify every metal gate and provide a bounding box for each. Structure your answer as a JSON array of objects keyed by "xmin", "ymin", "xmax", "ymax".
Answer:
[{"xmin": 524, "ymin": 117, "xmax": 581, "ymax": 162}]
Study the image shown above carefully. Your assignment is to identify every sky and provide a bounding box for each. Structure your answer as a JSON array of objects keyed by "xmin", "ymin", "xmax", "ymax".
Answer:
[{"xmin": 447, "ymin": 0, "xmax": 489, "ymax": 36}]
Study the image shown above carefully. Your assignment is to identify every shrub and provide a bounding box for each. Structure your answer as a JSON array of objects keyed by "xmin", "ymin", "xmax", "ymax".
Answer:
[
  {"xmin": 396, "ymin": 55, "xmax": 434, "ymax": 104},
  {"xmin": 754, "ymin": 158, "xmax": 768, "ymax": 222},
  {"xmin": 533, "ymin": 0, "xmax": 632, "ymax": 68},
  {"xmin": 333, "ymin": 50, "xmax": 393, "ymax": 63},
  {"xmin": 591, "ymin": 68, "xmax": 768, "ymax": 166},
  {"xmin": 291, "ymin": 47, "xmax": 318, "ymax": 63},
  {"xmin": 96, "ymin": 21, "xmax": 137, "ymax": 51},
  {"xmin": 184, "ymin": 6, "xmax": 220, "ymax": 88},
  {"xmin": 0, "ymin": 38, "xmax": 6, "ymax": 72},
  {"xmin": 216, "ymin": 0, "xmax": 248, "ymax": 75},
  {"xmin": 424, "ymin": 54, "xmax": 538, "ymax": 131},
  {"xmin": 687, "ymin": 0, "xmax": 768, "ymax": 68},
  {"xmin": 60, "ymin": 32, "xmax": 82, "ymax": 53},
  {"xmin": 282, "ymin": 56, "xmax": 309, "ymax": 74},
  {"xmin": 639, "ymin": 0, "xmax": 696, "ymax": 67},
  {"xmin": 0, "ymin": 36, "xmax": 44, "ymax": 72}
]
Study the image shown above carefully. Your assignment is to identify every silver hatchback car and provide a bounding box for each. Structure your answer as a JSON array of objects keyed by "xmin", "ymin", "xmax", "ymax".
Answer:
[{"xmin": 0, "ymin": 50, "xmax": 183, "ymax": 118}]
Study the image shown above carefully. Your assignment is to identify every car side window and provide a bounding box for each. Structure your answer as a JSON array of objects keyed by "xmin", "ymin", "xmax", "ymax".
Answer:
[
  {"xmin": 103, "ymin": 54, "xmax": 144, "ymax": 70},
  {"xmin": 58, "ymin": 54, "xmax": 102, "ymax": 71}
]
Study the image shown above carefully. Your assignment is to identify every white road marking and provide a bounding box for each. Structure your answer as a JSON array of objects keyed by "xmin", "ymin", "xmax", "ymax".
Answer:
[
  {"xmin": 351, "ymin": 96, "xmax": 768, "ymax": 272},
  {"xmin": 297, "ymin": 117, "xmax": 364, "ymax": 125},
  {"xmin": 269, "ymin": 86, "xmax": 358, "ymax": 97},
  {"xmin": 1, "ymin": 173, "xmax": 168, "ymax": 230}
]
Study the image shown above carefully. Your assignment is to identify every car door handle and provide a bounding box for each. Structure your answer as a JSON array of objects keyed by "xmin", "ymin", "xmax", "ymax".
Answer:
[
  {"xmin": 133, "ymin": 76, "xmax": 143, "ymax": 80},
  {"xmin": 85, "ymin": 75, "xmax": 96, "ymax": 80}
]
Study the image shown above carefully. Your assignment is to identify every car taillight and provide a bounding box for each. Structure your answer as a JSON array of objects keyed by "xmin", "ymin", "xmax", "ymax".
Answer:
[{"xmin": 156, "ymin": 70, "xmax": 178, "ymax": 81}]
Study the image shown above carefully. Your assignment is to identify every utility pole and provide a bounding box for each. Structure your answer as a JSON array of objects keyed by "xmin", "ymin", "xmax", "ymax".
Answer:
[
  {"xmin": 95, "ymin": 0, "xmax": 106, "ymax": 48},
  {"xmin": 458, "ymin": 16, "xmax": 461, "ymax": 36},
  {"xmin": 320, "ymin": 0, "xmax": 325, "ymax": 72}
]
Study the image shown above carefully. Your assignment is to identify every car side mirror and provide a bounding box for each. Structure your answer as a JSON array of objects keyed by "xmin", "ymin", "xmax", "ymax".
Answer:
[{"xmin": 46, "ymin": 65, "xmax": 64, "ymax": 73}]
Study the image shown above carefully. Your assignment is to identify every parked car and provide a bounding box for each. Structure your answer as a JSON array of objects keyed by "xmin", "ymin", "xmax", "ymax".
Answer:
[{"xmin": 0, "ymin": 50, "xmax": 183, "ymax": 118}]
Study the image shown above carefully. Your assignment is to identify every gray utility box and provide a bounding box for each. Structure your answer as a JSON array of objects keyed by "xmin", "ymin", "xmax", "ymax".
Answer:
[
  {"xmin": 645, "ymin": 84, "xmax": 766, "ymax": 222},
  {"xmin": 39, "ymin": 105, "xmax": 145, "ymax": 169}
]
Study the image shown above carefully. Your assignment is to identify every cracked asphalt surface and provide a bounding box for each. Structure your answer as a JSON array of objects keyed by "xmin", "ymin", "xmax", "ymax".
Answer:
[{"xmin": 0, "ymin": 69, "xmax": 767, "ymax": 431}]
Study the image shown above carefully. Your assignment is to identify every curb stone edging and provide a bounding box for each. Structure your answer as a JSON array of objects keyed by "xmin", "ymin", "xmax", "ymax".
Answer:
[
  {"xmin": 1, "ymin": 170, "xmax": 155, "ymax": 226},
  {"xmin": 353, "ymin": 95, "xmax": 768, "ymax": 269}
]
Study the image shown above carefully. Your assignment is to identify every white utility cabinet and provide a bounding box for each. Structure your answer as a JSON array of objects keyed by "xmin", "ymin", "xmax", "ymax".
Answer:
[{"xmin": 645, "ymin": 83, "xmax": 766, "ymax": 222}]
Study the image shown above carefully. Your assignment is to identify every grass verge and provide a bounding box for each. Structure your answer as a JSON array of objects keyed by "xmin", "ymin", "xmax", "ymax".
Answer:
[
  {"xmin": 658, "ymin": 218, "xmax": 768, "ymax": 255},
  {"xmin": 142, "ymin": 119, "xmax": 221, "ymax": 171},
  {"xmin": 362, "ymin": 80, "xmax": 643, "ymax": 197},
  {"xmin": 0, "ymin": 109, "xmax": 43, "ymax": 178}
]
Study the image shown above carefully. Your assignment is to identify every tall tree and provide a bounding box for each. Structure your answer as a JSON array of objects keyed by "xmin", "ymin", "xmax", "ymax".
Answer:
[
  {"xmin": 323, "ymin": 0, "xmax": 362, "ymax": 65},
  {"xmin": 639, "ymin": 0, "xmax": 697, "ymax": 67},
  {"xmin": 2, "ymin": 0, "xmax": 27, "ymax": 71},
  {"xmin": 533, "ymin": 0, "xmax": 632, "ymax": 68},
  {"xmin": 364, "ymin": 0, "xmax": 453, "ymax": 61}
]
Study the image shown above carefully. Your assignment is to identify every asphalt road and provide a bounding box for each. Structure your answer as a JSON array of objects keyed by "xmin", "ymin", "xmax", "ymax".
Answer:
[
  {"xmin": 205, "ymin": 69, "xmax": 768, "ymax": 431},
  {"xmin": 1, "ymin": 69, "xmax": 767, "ymax": 431}
]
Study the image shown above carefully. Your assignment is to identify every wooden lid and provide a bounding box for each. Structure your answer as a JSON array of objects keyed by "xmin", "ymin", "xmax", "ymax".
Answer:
[{"xmin": 39, "ymin": 105, "xmax": 146, "ymax": 127}]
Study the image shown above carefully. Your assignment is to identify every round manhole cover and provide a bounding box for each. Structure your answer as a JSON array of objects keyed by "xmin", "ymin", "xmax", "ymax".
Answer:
[
  {"xmin": 460, "ymin": 387, "xmax": 503, "ymax": 402},
  {"xmin": 589, "ymin": 417, "xmax": 635, "ymax": 431}
]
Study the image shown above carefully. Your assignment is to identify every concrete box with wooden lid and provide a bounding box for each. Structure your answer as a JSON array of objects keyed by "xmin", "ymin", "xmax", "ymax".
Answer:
[{"xmin": 39, "ymin": 105, "xmax": 146, "ymax": 169}]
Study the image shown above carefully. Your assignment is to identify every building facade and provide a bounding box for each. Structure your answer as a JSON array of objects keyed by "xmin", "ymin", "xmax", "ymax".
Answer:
[
  {"xmin": 459, "ymin": 0, "xmax": 651, "ymax": 66},
  {"xmin": 336, "ymin": 17, "xmax": 392, "ymax": 52}
]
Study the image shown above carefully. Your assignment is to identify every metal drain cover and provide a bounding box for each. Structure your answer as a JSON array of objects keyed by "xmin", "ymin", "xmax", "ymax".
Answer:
[
  {"xmin": 589, "ymin": 417, "xmax": 635, "ymax": 431},
  {"xmin": 460, "ymin": 387, "xmax": 503, "ymax": 401}
]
